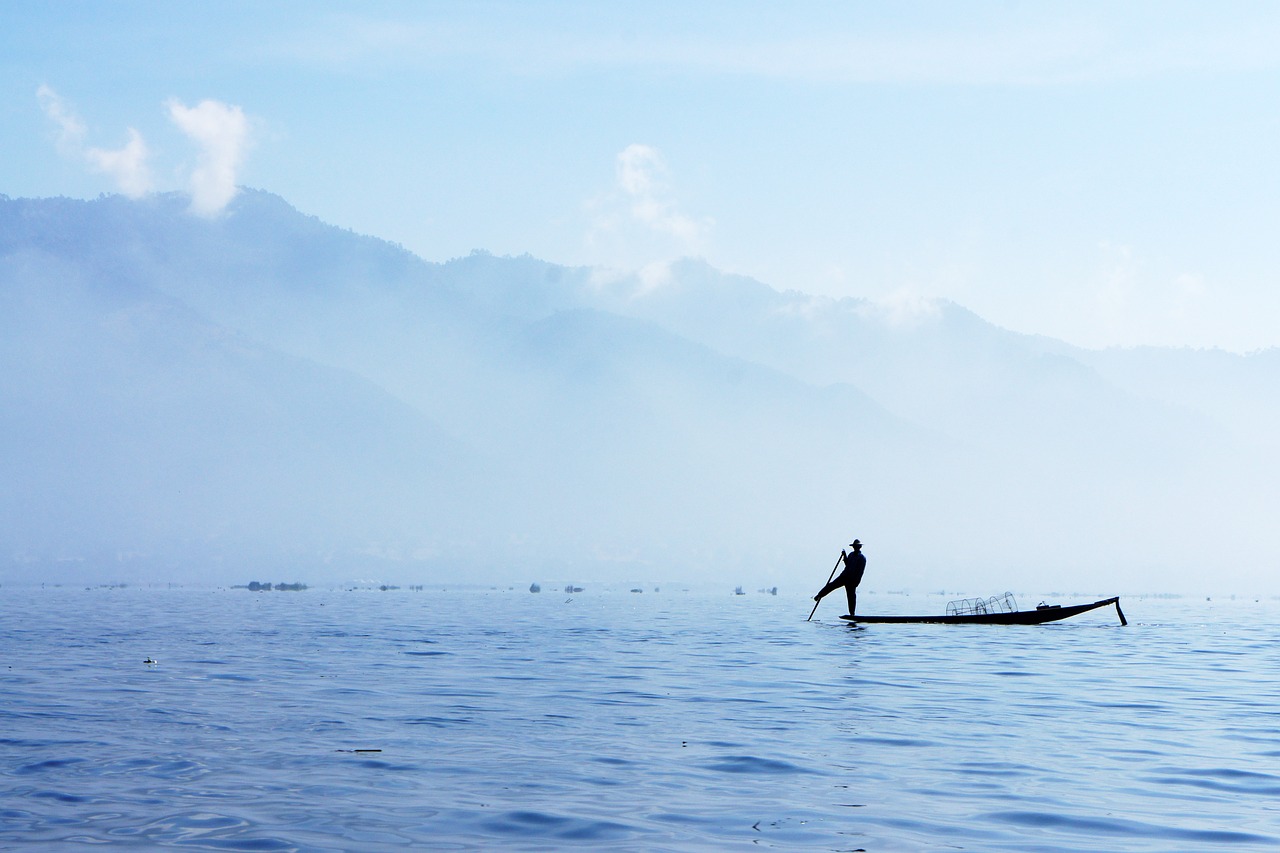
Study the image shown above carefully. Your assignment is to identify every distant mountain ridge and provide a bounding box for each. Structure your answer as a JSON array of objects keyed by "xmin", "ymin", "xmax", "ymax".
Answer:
[{"xmin": 1, "ymin": 190, "xmax": 1274, "ymax": 592}]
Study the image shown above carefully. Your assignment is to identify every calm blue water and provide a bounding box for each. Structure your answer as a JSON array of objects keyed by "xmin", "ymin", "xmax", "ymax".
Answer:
[{"xmin": 2, "ymin": 587, "xmax": 1278, "ymax": 851}]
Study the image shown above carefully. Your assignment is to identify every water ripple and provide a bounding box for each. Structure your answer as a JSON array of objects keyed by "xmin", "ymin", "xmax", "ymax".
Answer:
[
  {"xmin": 478, "ymin": 810, "xmax": 638, "ymax": 842},
  {"xmin": 2, "ymin": 589, "xmax": 1278, "ymax": 851},
  {"xmin": 699, "ymin": 755, "xmax": 815, "ymax": 775},
  {"xmin": 985, "ymin": 810, "xmax": 1277, "ymax": 845}
]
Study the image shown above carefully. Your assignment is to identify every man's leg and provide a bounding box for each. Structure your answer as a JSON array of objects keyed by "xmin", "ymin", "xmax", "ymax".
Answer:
[{"xmin": 845, "ymin": 586, "xmax": 857, "ymax": 616}]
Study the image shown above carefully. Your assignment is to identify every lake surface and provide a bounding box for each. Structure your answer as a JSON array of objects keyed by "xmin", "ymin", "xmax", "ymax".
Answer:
[{"xmin": 2, "ymin": 586, "xmax": 1278, "ymax": 850}]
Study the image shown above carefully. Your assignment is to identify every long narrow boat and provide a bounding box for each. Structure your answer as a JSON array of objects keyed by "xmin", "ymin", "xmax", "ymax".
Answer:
[{"xmin": 841, "ymin": 596, "xmax": 1127, "ymax": 626}]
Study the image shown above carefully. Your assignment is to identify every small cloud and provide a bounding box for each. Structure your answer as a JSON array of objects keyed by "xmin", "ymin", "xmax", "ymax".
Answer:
[
  {"xmin": 616, "ymin": 143, "xmax": 660, "ymax": 197},
  {"xmin": 167, "ymin": 99, "xmax": 249, "ymax": 216},
  {"xmin": 615, "ymin": 144, "xmax": 708, "ymax": 244},
  {"xmin": 37, "ymin": 85, "xmax": 153, "ymax": 198},
  {"xmin": 85, "ymin": 129, "xmax": 153, "ymax": 198},
  {"xmin": 37, "ymin": 85, "xmax": 86, "ymax": 153},
  {"xmin": 584, "ymin": 144, "xmax": 712, "ymax": 270},
  {"xmin": 635, "ymin": 260, "xmax": 674, "ymax": 295},
  {"xmin": 862, "ymin": 289, "xmax": 943, "ymax": 329}
]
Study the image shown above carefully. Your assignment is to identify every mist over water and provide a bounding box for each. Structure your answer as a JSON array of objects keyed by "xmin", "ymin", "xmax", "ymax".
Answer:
[
  {"xmin": 3, "ymin": 587, "xmax": 1277, "ymax": 850},
  {"xmin": 3, "ymin": 192, "xmax": 1279, "ymax": 594}
]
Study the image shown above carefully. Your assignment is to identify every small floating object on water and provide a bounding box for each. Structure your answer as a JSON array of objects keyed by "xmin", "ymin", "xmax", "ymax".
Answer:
[
  {"xmin": 335, "ymin": 748, "xmax": 383, "ymax": 753},
  {"xmin": 144, "ymin": 658, "xmax": 157, "ymax": 665}
]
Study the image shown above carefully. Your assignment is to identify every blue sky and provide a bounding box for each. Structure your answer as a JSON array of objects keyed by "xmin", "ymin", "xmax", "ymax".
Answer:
[{"xmin": 6, "ymin": 1, "xmax": 1280, "ymax": 351}]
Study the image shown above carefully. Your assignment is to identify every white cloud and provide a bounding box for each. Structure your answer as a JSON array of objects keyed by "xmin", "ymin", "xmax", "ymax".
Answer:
[
  {"xmin": 635, "ymin": 260, "xmax": 674, "ymax": 296},
  {"xmin": 167, "ymin": 99, "xmax": 249, "ymax": 216},
  {"xmin": 37, "ymin": 85, "xmax": 153, "ymax": 198},
  {"xmin": 863, "ymin": 288, "xmax": 944, "ymax": 329},
  {"xmin": 614, "ymin": 143, "xmax": 709, "ymax": 245},
  {"xmin": 583, "ymin": 144, "xmax": 712, "ymax": 272},
  {"xmin": 37, "ymin": 88, "xmax": 251, "ymax": 212},
  {"xmin": 617, "ymin": 144, "xmax": 661, "ymax": 197},
  {"xmin": 37, "ymin": 85, "xmax": 86, "ymax": 153},
  {"xmin": 85, "ymin": 129, "xmax": 153, "ymax": 198}
]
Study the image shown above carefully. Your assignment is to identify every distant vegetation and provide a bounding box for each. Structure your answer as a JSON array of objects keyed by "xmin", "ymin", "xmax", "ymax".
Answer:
[{"xmin": 244, "ymin": 581, "xmax": 308, "ymax": 591}]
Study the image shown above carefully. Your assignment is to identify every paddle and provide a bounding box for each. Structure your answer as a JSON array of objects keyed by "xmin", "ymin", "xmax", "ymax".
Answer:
[
  {"xmin": 1114, "ymin": 599, "xmax": 1128, "ymax": 626},
  {"xmin": 806, "ymin": 552, "xmax": 844, "ymax": 621}
]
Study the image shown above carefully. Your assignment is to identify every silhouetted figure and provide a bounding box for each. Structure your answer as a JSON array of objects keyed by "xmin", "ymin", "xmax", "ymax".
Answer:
[{"xmin": 814, "ymin": 539, "xmax": 866, "ymax": 616}]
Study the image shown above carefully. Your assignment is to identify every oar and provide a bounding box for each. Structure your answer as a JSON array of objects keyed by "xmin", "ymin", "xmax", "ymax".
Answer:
[{"xmin": 807, "ymin": 552, "xmax": 844, "ymax": 621}]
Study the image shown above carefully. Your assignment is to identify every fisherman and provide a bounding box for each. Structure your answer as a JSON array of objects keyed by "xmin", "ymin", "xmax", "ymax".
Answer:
[{"xmin": 813, "ymin": 539, "xmax": 866, "ymax": 616}]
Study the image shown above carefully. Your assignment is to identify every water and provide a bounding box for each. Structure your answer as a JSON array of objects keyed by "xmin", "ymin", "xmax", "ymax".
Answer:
[{"xmin": 2, "ymin": 587, "xmax": 1278, "ymax": 850}]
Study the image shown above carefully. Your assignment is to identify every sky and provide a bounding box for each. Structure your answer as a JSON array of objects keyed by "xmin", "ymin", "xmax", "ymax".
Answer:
[{"xmin": 5, "ymin": 1, "xmax": 1280, "ymax": 352}]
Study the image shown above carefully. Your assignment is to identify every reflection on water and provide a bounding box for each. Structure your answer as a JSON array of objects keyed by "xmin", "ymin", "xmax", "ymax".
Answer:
[{"xmin": 1, "ymin": 588, "xmax": 1278, "ymax": 850}]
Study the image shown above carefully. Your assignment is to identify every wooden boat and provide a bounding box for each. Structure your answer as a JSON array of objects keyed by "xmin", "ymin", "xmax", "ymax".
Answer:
[{"xmin": 840, "ymin": 596, "xmax": 1126, "ymax": 626}]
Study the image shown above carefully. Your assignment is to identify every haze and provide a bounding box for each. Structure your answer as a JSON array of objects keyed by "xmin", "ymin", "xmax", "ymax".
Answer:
[{"xmin": 2, "ymin": 3, "xmax": 1277, "ymax": 595}]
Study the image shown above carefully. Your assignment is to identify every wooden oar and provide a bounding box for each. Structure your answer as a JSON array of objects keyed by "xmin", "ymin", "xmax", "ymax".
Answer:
[
  {"xmin": 1114, "ymin": 599, "xmax": 1128, "ymax": 626},
  {"xmin": 807, "ymin": 552, "xmax": 844, "ymax": 621}
]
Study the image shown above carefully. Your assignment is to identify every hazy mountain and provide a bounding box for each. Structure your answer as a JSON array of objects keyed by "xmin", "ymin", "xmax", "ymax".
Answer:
[
  {"xmin": 0, "ymin": 227, "xmax": 485, "ymax": 580},
  {"xmin": 1, "ymin": 190, "xmax": 1274, "ymax": 592}
]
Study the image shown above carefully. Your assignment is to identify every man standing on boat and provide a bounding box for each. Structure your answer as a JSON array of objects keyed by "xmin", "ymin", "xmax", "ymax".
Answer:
[{"xmin": 813, "ymin": 540, "xmax": 866, "ymax": 616}]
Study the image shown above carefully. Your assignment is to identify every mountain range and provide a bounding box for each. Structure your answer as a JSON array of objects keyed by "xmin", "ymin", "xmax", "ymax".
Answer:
[{"xmin": 1, "ymin": 190, "xmax": 1274, "ymax": 593}]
